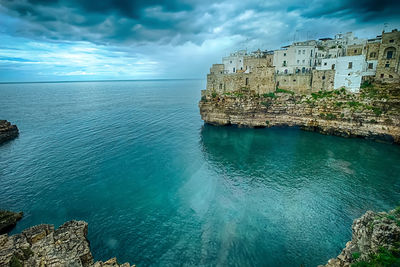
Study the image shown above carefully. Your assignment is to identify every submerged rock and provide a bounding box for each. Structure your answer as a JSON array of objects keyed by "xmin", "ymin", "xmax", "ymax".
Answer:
[
  {"xmin": 0, "ymin": 220, "xmax": 133, "ymax": 267},
  {"xmin": 0, "ymin": 210, "xmax": 23, "ymax": 234},
  {"xmin": 321, "ymin": 208, "xmax": 400, "ymax": 266},
  {"xmin": 0, "ymin": 120, "xmax": 19, "ymax": 144}
]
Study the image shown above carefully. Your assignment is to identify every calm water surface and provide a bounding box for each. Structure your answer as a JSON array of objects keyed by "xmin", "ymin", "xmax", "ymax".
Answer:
[{"xmin": 0, "ymin": 80, "xmax": 399, "ymax": 266}]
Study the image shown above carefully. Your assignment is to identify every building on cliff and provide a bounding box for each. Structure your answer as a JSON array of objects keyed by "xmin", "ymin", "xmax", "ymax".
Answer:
[{"xmin": 205, "ymin": 29, "xmax": 400, "ymax": 96}]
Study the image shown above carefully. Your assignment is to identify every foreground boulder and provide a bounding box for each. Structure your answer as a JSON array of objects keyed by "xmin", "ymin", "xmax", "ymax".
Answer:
[
  {"xmin": 0, "ymin": 210, "xmax": 23, "ymax": 234},
  {"xmin": 0, "ymin": 120, "xmax": 19, "ymax": 144},
  {"xmin": 0, "ymin": 220, "xmax": 132, "ymax": 267},
  {"xmin": 321, "ymin": 208, "xmax": 400, "ymax": 266}
]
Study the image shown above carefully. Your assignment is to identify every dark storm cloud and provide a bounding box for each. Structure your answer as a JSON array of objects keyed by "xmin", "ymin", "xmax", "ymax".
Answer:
[
  {"xmin": 1, "ymin": 0, "xmax": 399, "ymax": 46},
  {"xmin": 287, "ymin": 0, "xmax": 400, "ymax": 22}
]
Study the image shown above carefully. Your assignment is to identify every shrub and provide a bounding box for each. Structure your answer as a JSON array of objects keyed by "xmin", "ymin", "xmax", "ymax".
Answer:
[
  {"xmin": 276, "ymin": 88, "xmax": 295, "ymax": 95},
  {"xmin": 372, "ymin": 107, "xmax": 382, "ymax": 116},
  {"xmin": 211, "ymin": 92, "xmax": 217, "ymax": 98},
  {"xmin": 263, "ymin": 92, "xmax": 276, "ymax": 98}
]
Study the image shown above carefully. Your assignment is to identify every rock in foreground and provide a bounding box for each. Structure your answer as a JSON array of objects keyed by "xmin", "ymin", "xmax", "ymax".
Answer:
[
  {"xmin": 0, "ymin": 220, "xmax": 133, "ymax": 267},
  {"xmin": 321, "ymin": 208, "xmax": 400, "ymax": 266},
  {"xmin": 0, "ymin": 120, "xmax": 19, "ymax": 144},
  {"xmin": 0, "ymin": 210, "xmax": 23, "ymax": 234}
]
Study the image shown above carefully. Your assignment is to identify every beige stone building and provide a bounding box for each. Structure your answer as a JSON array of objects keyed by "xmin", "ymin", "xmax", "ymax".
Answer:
[{"xmin": 376, "ymin": 29, "xmax": 400, "ymax": 82}]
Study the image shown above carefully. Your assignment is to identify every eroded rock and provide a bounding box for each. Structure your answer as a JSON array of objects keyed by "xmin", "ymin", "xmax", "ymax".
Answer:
[
  {"xmin": 0, "ymin": 210, "xmax": 23, "ymax": 234},
  {"xmin": 0, "ymin": 220, "xmax": 133, "ymax": 267},
  {"xmin": 0, "ymin": 120, "xmax": 19, "ymax": 144}
]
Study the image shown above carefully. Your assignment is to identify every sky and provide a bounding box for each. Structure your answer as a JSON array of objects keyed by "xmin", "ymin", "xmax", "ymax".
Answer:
[{"xmin": 0, "ymin": 0, "xmax": 400, "ymax": 82}]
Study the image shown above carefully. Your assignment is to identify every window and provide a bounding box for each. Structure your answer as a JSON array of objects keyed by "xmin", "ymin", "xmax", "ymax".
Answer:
[
  {"xmin": 354, "ymin": 49, "xmax": 357, "ymax": 53},
  {"xmin": 387, "ymin": 51, "xmax": 393, "ymax": 59},
  {"xmin": 283, "ymin": 61, "xmax": 287, "ymax": 66},
  {"xmin": 368, "ymin": 63, "xmax": 373, "ymax": 69},
  {"xmin": 303, "ymin": 50, "xmax": 305, "ymax": 54},
  {"xmin": 324, "ymin": 62, "xmax": 327, "ymax": 66},
  {"xmin": 389, "ymin": 75, "xmax": 393, "ymax": 78},
  {"xmin": 297, "ymin": 60, "xmax": 300, "ymax": 64},
  {"xmin": 322, "ymin": 76, "xmax": 326, "ymax": 80},
  {"xmin": 298, "ymin": 50, "xmax": 301, "ymax": 55},
  {"xmin": 230, "ymin": 61, "xmax": 232, "ymax": 63},
  {"xmin": 284, "ymin": 53, "xmax": 286, "ymax": 56},
  {"xmin": 389, "ymin": 39, "xmax": 394, "ymax": 43},
  {"xmin": 284, "ymin": 69, "xmax": 288, "ymax": 74},
  {"xmin": 302, "ymin": 60, "xmax": 305, "ymax": 63},
  {"xmin": 385, "ymin": 64, "xmax": 390, "ymax": 68},
  {"xmin": 219, "ymin": 84, "xmax": 222, "ymax": 89},
  {"xmin": 348, "ymin": 62, "xmax": 353, "ymax": 69},
  {"xmin": 369, "ymin": 52, "xmax": 376, "ymax": 58},
  {"xmin": 245, "ymin": 77, "xmax": 249, "ymax": 85},
  {"xmin": 293, "ymin": 79, "xmax": 296, "ymax": 82},
  {"xmin": 331, "ymin": 64, "xmax": 335, "ymax": 70},
  {"xmin": 233, "ymin": 67, "xmax": 235, "ymax": 72},
  {"xmin": 381, "ymin": 74, "xmax": 384, "ymax": 78}
]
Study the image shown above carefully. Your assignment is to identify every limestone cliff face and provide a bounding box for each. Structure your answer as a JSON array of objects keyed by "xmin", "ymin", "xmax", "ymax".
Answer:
[
  {"xmin": 0, "ymin": 220, "xmax": 132, "ymax": 267},
  {"xmin": 0, "ymin": 120, "xmax": 19, "ymax": 144},
  {"xmin": 321, "ymin": 208, "xmax": 400, "ymax": 266},
  {"xmin": 199, "ymin": 84, "xmax": 400, "ymax": 144}
]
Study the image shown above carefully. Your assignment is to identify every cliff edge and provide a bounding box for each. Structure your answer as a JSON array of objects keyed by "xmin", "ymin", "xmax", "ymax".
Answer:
[
  {"xmin": 0, "ymin": 120, "xmax": 19, "ymax": 144},
  {"xmin": 321, "ymin": 208, "xmax": 400, "ymax": 266},
  {"xmin": 199, "ymin": 83, "xmax": 400, "ymax": 144},
  {"xmin": 0, "ymin": 220, "xmax": 133, "ymax": 267}
]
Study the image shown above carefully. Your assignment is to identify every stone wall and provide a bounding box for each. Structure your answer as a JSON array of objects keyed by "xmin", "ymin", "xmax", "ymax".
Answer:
[
  {"xmin": 207, "ymin": 65, "xmax": 275, "ymax": 94},
  {"xmin": 199, "ymin": 83, "xmax": 400, "ymax": 144},
  {"xmin": 312, "ymin": 70, "xmax": 335, "ymax": 91},
  {"xmin": 275, "ymin": 73, "xmax": 312, "ymax": 93},
  {"xmin": 346, "ymin": 44, "xmax": 364, "ymax": 56}
]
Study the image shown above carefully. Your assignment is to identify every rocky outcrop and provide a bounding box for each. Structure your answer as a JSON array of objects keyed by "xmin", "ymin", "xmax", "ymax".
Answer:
[
  {"xmin": 321, "ymin": 208, "xmax": 400, "ymax": 266},
  {"xmin": 0, "ymin": 120, "xmax": 19, "ymax": 144},
  {"xmin": 199, "ymin": 84, "xmax": 400, "ymax": 144},
  {"xmin": 0, "ymin": 210, "xmax": 23, "ymax": 234},
  {"xmin": 0, "ymin": 220, "xmax": 133, "ymax": 267}
]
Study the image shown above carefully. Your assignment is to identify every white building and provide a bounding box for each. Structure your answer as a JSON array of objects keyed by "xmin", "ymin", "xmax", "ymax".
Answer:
[
  {"xmin": 317, "ymin": 55, "xmax": 376, "ymax": 92},
  {"xmin": 222, "ymin": 50, "xmax": 247, "ymax": 74},
  {"xmin": 273, "ymin": 44, "xmax": 316, "ymax": 74}
]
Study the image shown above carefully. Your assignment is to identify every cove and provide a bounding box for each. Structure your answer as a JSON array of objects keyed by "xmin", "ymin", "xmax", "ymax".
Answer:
[{"xmin": 0, "ymin": 80, "xmax": 399, "ymax": 266}]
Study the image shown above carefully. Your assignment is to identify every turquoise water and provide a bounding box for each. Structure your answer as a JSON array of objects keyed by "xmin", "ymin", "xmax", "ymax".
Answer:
[{"xmin": 0, "ymin": 80, "xmax": 399, "ymax": 266}]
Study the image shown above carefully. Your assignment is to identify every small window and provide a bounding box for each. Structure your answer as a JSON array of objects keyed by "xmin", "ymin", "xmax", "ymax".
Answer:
[
  {"xmin": 322, "ymin": 76, "xmax": 326, "ymax": 80},
  {"xmin": 331, "ymin": 64, "xmax": 335, "ymax": 70},
  {"xmin": 389, "ymin": 75, "xmax": 393, "ymax": 78},
  {"xmin": 233, "ymin": 67, "xmax": 235, "ymax": 72},
  {"xmin": 348, "ymin": 62, "xmax": 352, "ymax": 69},
  {"xmin": 389, "ymin": 39, "xmax": 394, "ymax": 43},
  {"xmin": 284, "ymin": 53, "xmax": 286, "ymax": 56},
  {"xmin": 385, "ymin": 64, "xmax": 390, "ymax": 68},
  {"xmin": 302, "ymin": 60, "xmax": 305, "ymax": 63},
  {"xmin": 230, "ymin": 61, "xmax": 232, "ymax": 63},
  {"xmin": 219, "ymin": 84, "xmax": 222, "ymax": 89},
  {"xmin": 245, "ymin": 77, "xmax": 249, "ymax": 85},
  {"xmin": 297, "ymin": 60, "xmax": 300, "ymax": 64},
  {"xmin": 303, "ymin": 50, "xmax": 305, "ymax": 54},
  {"xmin": 324, "ymin": 62, "xmax": 327, "ymax": 66},
  {"xmin": 354, "ymin": 49, "xmax": 357, "ymax": 53},
  {"xmin": 387, "ymin": 51, "xmax": 393, "ymax": 59},
  {"xmin": 368, "ymin": 63, "xmax": 373, "ymax": 69},
  {"xmin": 298, "ymin": 50, "xmax": 301, "ymax": 55},
  {"xmin": 239, "ymin": 60, "xmax": 241, "ymax": 62},
  {"xmin": 381, "ymin": 74, "xmax": 384, "ymax": 78},
  {"xmin": 369, "ymin": 52, "xmax": 376, "ymax": 58},
  {"xmin": 293, "ymin": 79, "xmax": 296, "ymax": 82}
]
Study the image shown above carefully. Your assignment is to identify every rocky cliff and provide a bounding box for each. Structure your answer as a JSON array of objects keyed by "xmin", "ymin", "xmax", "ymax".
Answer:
[
  {"xmin": 199, "ymin": 83, "xmax": 400, "ymax": 144},
  {"xmin": 0, "ymin": 220, "xmax": 133, "ymax": 267},
  {"xmin": 321, "ymin": 208, "xmax": 400, "ymax": 266},
  {"xmin": 0, "ymin": 120, "xmax": 19, "ymax": 144},
  {"xmin": 0, "ymin": 210, "xmax": 23, "ymax": 235}
]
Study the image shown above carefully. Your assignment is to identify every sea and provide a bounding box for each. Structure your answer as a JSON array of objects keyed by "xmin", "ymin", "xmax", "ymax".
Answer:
[{"xmin": 0, "ymin": 79, "xmax": 399, "ymax": 266}]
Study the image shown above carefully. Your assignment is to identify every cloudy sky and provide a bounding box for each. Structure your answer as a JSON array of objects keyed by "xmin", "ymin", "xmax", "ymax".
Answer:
[{"xmin": 0, "ymin": 0, "xmax": 399, "ymax": 82}]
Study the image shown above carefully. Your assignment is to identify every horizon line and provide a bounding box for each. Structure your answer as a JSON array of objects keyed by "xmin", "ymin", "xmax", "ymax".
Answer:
[{"xmin": 0, "ymin": 78, "xmax": 204, "ymax": 85}]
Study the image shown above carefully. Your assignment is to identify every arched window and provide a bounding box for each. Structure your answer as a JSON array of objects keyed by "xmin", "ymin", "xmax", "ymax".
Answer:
[{"xmin": 384, "ymin": 47, "xmax": 396, "ymax": 59}]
